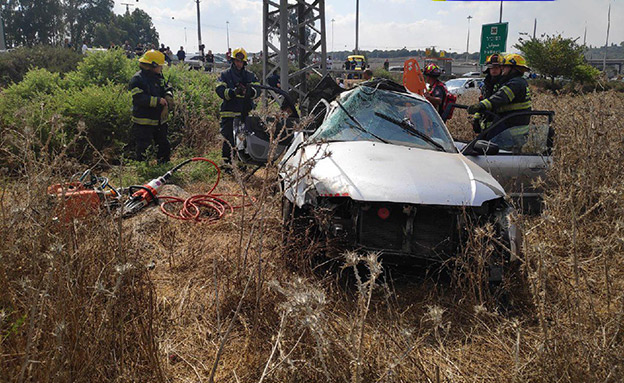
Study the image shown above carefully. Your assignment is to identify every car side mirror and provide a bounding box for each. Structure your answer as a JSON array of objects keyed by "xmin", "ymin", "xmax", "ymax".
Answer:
[{"xmin": 473, "ymin": 140, "xmax": 499, "ymax": 155}]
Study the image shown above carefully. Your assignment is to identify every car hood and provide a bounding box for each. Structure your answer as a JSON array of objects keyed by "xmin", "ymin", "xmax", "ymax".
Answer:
[{"xmin": 284, "ymin": 141, "xmax": 504, "ymax": 207}]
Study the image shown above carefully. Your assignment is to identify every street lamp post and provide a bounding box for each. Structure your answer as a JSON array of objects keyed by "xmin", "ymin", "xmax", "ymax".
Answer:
[
  {"xmin": 603, "ymin": 1, "xmax": 611, "ymax": 72},
  {"xmin": 466, "ymin": 15, "xmax": 472, "ymax": 62},
  {"xmin": 226, "ymin": 21, "xmax": 230, "ymax": 51},
  {"xmin": 331, "ymin": 18, "xmax": 335, "ymax": 52},
  {"xmin": 355, "ymin": 0, "xmax": 359, "ymax": 54}
]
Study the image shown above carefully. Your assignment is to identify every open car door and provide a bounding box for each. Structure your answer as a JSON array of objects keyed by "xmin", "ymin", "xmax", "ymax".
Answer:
[{"xmin": 461, "ymin": 110, "xmax": 555, "ymax": 214}]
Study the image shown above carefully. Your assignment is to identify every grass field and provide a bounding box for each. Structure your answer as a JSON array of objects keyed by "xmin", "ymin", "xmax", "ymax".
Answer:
[{"xmin": 1, "ymin": 88, "xmax": 623, "ymax": 382}]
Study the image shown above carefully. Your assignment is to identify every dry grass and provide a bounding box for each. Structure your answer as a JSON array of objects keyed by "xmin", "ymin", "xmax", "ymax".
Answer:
[{"xmin": 1, "ymin": 89, "xmax": 624, "ymax": 382}]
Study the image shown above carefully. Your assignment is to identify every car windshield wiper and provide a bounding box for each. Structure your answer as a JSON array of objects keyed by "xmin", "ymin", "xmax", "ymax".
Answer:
[
  {"xmin": 335, "ymin": 99, "xmax": 389, "ymax": 144},
  {"xmin": 374, "ymin": 112, "xmax": 446, "ymax": 152}
]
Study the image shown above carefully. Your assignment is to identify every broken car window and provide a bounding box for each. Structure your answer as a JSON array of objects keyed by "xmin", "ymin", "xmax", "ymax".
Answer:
[{"xmin": 310, "ymin": 87, "xmax": 456, "ymax": 152}]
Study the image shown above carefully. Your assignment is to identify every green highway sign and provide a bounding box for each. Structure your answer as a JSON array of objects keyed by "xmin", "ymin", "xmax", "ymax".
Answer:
[{"xmin": 479, "ymin": 22, "xmax": 508, "ymax": 65}]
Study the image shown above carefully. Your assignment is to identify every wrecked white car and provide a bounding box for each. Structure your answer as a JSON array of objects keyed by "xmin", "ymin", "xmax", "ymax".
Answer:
[{"xmin": 273, "ymin": 80, "xmax": 520, "ymax": 279}]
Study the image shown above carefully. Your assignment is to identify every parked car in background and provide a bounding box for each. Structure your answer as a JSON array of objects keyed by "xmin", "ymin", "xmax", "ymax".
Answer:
[
  {"xmin": 185, "ymin": 54, "xmax": 205, "ymax": 70},
  {"xmin": 388, "ymin": 66, "xmax": 404, "ymax": 73},
  {"xmin": 462, "ymin": 71, "xmax": 482, "ymax": 77},
  {"xmin": 445, "ymin": 77, "xmax": 484, "ymax": 96}
]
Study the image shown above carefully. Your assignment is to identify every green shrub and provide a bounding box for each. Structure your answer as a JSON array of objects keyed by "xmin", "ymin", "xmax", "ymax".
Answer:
[
  {"xmin": 164, "ymin": 65, "xmax": 221, "ymax": 154},
  {"xmin": 66, "ymin": 48, "xmax": 138, "ymax": 88},
  {"xmin": 63, "ymin": 83, "xmax": 133, "ymax": 160},
  {"xmin": 0, "ymin": 68, "xmax": 65, "ymax": 103},
  {"xmin": 0, "ymin": 46, "xmax": 83, "ymax": 88}
]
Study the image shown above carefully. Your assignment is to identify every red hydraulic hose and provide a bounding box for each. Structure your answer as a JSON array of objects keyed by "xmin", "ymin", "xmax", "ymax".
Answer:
[{"xmin": 158, "ymin": 157, "xmax": 254, "ymax": 223}]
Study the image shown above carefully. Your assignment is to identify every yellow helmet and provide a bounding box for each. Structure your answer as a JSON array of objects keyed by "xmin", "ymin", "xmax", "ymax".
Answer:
[
  {"xmin": 139, "ymin": 49, "xmax": 166, "ymax": 67},
  {"xmin": 503, "ymin": 53, "xmax": 530, "ymax": 72},
  {"xmin": 232, "ymin": 47, "xmax": 248, "ymax": 62},
  {"xmin": 485, "ymin": 53, "xmax": 504, "ymax": 68}
]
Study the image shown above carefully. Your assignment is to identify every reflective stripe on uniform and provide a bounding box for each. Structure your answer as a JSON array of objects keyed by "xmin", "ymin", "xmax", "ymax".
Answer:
[
  {"xmin": 501, "ymin": 86, "xmax": 515, "ymax": 102},
  {"xmin": 497, "ymin": 100, "xmax": 532, "ymax": 113},
  {"xmin": 132, "ymin": 116, "xmax": 160, "ymax": 126},
  {"xmin": 224, "ymin": 89, "xmax": 233, "ymax": 101},
  {"xmin": 130, "ymin": 87, "xmax": 143, "ymax": 96},
  {"xmin": 220, "ymin": 111, "xmax": 241, "ymax": 118},
  {"xmin": 482, "ymin": 99, "xmax": 493, "ymax": 110},
  {"xmin": 150, "ymin": 96, "xmax": 158, "ymax": 108}
]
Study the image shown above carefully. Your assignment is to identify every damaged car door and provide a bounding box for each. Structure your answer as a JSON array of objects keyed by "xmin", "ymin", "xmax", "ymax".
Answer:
[{"xmin": 460, "ymin": 110, "xmax": 555, "ymax": 213}]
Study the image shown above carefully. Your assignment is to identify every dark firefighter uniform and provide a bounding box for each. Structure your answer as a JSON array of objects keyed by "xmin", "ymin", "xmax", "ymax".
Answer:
[
  {"xmin": 474, "ymin": 53, "xmax": 504, "ymax": 133},
  {"xmin": 215, "ymin": 47, "xmax": 259, "ymax": 164},
  {"xmin": 468, "ymin": 53, "xmax": 532, "ymax": 137},
  {"xmin": 129, "ymin": 50, "xmax": 173, "ymax": 162}
]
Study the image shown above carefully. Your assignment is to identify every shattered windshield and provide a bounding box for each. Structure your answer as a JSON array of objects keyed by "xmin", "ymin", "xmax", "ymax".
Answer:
[{"xmin": 310, "ymin": 86, "xmax": 456, "ymax": 152}]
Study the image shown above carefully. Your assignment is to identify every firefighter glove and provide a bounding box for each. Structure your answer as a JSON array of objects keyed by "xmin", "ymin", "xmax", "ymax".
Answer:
[
  {"xmin": 235, "ymin": 83, "xmax": 246, "ymax": 96},
  {"xmin": 467, "ymin": 102, "xmax": 486, "ymax": 115},
  {"xmin": 472, "ymin": 118, "xmax": 482, "ymax": 134}
]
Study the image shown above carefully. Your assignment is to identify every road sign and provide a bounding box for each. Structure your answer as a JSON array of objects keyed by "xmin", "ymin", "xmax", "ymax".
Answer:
[{"xmin": 479, "ymin": 22, "xmax": 508, "ymax": 65}]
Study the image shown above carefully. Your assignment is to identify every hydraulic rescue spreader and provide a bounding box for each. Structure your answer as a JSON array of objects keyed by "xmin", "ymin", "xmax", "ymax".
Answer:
[{"xmin": 48, "ymin": 158, "xmax": 252, "ymax": 223}]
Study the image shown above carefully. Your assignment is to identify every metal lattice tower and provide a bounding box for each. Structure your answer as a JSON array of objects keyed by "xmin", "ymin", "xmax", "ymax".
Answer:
[{"xmin": 262, "ymin": 0, "xmax": 327, "ymax": 103}]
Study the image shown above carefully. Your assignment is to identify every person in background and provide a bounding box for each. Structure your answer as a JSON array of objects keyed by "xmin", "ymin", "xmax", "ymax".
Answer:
[
  {"xmin": 128, "ymin": 50, "xmax": 173, "ymax": 163},
  {"xmin": 327, "ymin": 55, "xmax": 333, "ymax": 70},
  {"xmin": 64, "ymin": 38, "xmax": 72, "ymax": 49},
  {"xmin": 81, "ymin": 40, "xmax": 88, "ymax": 54},
  {"xmin": 383, "ymin": 58, "xmax": 389, "ymax": 71},
  {"xmin": 165, "ymin": 47, "xmax": 173, "ymax": 66},
  {"xmin": 472, "ymin": 53, "xmax": 504, "ymax": 133},
  {"xmin": 422, "ymin": 63, "xmax": 448, "ymax": 117},
  {"xmin": 123, "ymin": 40, "xmax": 134, "ymax": 58},
  {"xmin": 226, "ymin": 48, "xmax": 232, "ymax": 63},
  {"xmin": 215, "ymin": 47, "xmax": 260, "ymax": 168},
  {"xmin": 205, "ymin": 50, "xmax": 215, "ymax": 72},
  {"xmin": 135, "ymin": 43, "xmax": 144, "ymax": 57},
  {"xmin": 176, "ymin": 46, "xmax": 186, "ymax": 62}
]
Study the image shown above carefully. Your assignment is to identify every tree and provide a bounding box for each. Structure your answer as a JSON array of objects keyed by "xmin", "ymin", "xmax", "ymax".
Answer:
[
  {"xmin": 90, "ymin": 9, "xmax": 158, "ymax": 48},
  {"xmin": 2, "ymin": 0, "xmax": 64, "ymax": 47},
  {"xmin": 62, "ymin": 0, "xmax": 113, "ymax": 46},
  {"xmin": 515, "ymin": 34, "xmax": 598, "ymax": 85}
]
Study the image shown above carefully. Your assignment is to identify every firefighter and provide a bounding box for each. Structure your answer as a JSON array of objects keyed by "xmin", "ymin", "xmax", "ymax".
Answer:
[
  {"xmin": 468, "ymin": 53, "xmax": 532, "ymax": 136},
  {"xmin": 423, "ymin": 63, "xmax": 448, "ymax": 117},
  {"xmin": 215, "ymin": 47, "xmax": 260, "ymax": 166},
  {"xmin": 129, "ymin": 49, "xmax": 173, "ymax": 163},
  {"xmin": 472, "ymin": 53, "xmax": 504, "ymax": 133}
]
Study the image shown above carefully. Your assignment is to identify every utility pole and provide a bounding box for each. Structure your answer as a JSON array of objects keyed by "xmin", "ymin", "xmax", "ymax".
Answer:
[
  {"xmin": 184, "ymin": 27, "xmax": 187, "ymax": 44},
  {"xmin": 0, "ymin": 8, "xmax": 6, "ymax": 51},
  {"xmin": 355, "ymin": 0, "xmax": 359, "ymax": 54},
  {"xmin": 533, "ymin": 18, "xmax": 537, "ymax": 39},
  {"xmin": 603, "ymin": 1, "xmax": 611, "ymax": 72},
  {"xmin": 466, "ymin": 15, "xmax": 472, "ymax": 62},
  {"xmin": 195, "ymin": 0, "xmax": 204, "ymax": 59},
  {"xmin": 121, "ymin": 3, "xmax": 135, "ymax": 14},
  {"xmin": 499, "ymin": 0, "xmax": 503, "ymax": 23},
  {"xmin": 583, "ymin": 22, "xmax": 587, "ymax": 46}
]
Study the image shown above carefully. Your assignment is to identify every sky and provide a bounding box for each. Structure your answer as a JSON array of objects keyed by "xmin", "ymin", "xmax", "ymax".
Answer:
[{"xmin": 112, "ymin": 0, "xmax": 623, "ymax": 55}]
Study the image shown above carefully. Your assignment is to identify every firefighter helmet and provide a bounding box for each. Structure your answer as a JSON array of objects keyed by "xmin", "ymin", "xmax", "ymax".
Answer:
[
  {"xmin": 483, "ymin": 53, "xmax": 505, "ymax": 73},
  {"xmin": 423, "ymin": 63, "xmax": 441, "ymax": 77},
  {"xmin": 138, "ymin": 49, "xmax": 166, "ymax": 67},
  {"xmin": 503, "ymin": 53, "xmax": 530, "ymax": 72},
  {"xmin": 485, "ymin": 53, "xmax": 504, "ymax": 68},
  {"xmin": 232, "ymin": 47, "xmax": 248, "ymax": 62}
]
